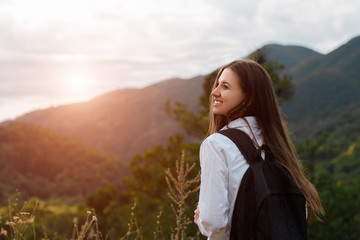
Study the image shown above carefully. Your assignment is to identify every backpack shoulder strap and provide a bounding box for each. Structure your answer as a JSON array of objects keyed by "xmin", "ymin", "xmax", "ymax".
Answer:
[{"xmin": 218, "ymin": 128, "xmax": 257, "ymax": 165}]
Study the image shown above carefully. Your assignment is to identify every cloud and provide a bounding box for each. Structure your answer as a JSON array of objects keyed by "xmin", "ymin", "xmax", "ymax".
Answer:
[
  {"xmin": 251, "ymin": 0, "xmax": 360, "ymax": 51},
  {"xmin": 0, "ymin": 0, "xmax": 359, "ymax": 121}
]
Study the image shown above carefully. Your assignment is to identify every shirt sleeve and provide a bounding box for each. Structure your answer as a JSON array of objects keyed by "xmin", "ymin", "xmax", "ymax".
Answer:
[{"xmin": 197, "ymin": 135, "xmax": 231, "ymax": 239}]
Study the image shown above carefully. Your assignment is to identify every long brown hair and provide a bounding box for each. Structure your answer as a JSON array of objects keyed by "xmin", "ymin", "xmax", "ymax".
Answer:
[{"xmin": 208, "ymin": 59, "xmax": 324, "ymax": 220}]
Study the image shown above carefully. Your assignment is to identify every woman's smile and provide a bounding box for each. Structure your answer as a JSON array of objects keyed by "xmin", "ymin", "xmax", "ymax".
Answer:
[{"xmin": 213, "ymin": 99, "xmax": 223, "ymax": 105}]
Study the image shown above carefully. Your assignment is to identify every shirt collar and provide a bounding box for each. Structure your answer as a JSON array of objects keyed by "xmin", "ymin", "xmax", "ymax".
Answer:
[{"xmin": 221, "ymin": 116, "xmax": 259, "ymax": 131}]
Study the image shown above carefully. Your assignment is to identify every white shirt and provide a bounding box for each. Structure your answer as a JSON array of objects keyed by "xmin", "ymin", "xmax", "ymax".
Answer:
[{"xmin": 197, "ymin": 117, "xmax": 263, "ymax": 240}]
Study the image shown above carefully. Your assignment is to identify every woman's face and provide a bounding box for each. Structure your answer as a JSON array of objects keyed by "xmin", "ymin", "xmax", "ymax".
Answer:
[{"xmin": 211, "ymin": 68, "xmax": 246, "ymax": 116}]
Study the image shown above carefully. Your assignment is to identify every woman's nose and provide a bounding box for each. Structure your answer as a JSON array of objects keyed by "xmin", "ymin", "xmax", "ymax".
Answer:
[{"xmin": 211, "ymin": 87, "xmax": 220, "ymax": 97}]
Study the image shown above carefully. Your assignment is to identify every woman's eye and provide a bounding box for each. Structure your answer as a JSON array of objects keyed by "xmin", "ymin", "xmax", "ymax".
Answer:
[{"xmin": 223, "ymin": 85, "xmax": 229, "ymax": 89}]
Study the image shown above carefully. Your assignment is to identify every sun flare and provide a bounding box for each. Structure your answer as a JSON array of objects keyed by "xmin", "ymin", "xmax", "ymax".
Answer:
[
  {"xmin": 66, "ymin": 74, "xmax": 89, "ymax": 91},
  {"xmin": 62, "ymin": 72, "xmax": 97, "ymax": 101}
]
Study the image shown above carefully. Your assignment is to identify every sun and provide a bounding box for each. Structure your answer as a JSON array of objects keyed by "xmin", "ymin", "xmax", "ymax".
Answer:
[
  {"xmin": 67, "ymin": 74, "xmax": 87, "ymax": 90},
  {"xmin": 63, "ymin": 72, "xmax": 96, "ymax": 101}
]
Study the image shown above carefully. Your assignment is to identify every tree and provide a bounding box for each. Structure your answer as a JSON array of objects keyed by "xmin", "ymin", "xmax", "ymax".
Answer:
[{"xmin": 297, "ymin": 135, "xmax": 360, "ymax": 240}]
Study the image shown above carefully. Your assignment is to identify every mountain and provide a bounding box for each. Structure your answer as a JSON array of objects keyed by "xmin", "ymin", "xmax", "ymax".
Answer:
[
  {"xmin": 251, "ymin": 36, "xmax": 360, "ymax": 122},
  {"xmin": 281, "ymin": 36, "xmax": 360, "ymax": 121},
  {"xmin": 0, "ymin": 121, "xmax": 127, "ymax": 200},
  {"xmin": 15, "ymin": 76, "xmax": 204, "ymax": 162},
  {"xmin": 261, "ymin": 44, "xmax": 321, "ymax": 70},
  {"xmin": 290, "ymin": 101, "xmax": 360, "ymax": 146},
  {"xmin": 10, "ymin": 35, "xmax": 360, "ymax": 165}
]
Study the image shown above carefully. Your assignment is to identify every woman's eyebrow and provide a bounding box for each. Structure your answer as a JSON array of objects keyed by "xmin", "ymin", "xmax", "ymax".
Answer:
[{"xmin": 219, "ymin": 81, "xmax": 230, "ymax": 85}]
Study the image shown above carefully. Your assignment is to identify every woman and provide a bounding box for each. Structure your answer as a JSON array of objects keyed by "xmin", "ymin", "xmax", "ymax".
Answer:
[{"xmin": 194, "ymin": 59, "xmax": 324, "ymax": 239}]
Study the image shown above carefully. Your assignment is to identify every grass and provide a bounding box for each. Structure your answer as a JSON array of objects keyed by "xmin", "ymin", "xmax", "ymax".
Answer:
[
  {"xmin": 0, "ymin": 151, "xmax": 201, "ymax": 240},
  {"xmin": 165, "ymin": 150, "xmax": 200, "ymax": 240},
  {"xmin": 0, "ymin": 197, "xmax": 102, "ymax": 240}
]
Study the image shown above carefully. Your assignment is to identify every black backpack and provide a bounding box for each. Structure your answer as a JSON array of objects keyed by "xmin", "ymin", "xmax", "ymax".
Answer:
[{"xmin": 219, "ymin": 128, "xmax": 307, "ymax": 240}]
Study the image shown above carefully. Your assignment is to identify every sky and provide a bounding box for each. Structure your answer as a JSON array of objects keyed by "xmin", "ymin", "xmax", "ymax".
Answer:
[{"xmin": 0, "ymin": 0, "xmax": 359, "ymax": 122}]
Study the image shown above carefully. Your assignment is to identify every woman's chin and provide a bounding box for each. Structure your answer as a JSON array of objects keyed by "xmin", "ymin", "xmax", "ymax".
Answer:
[{"xmin": 213, "ymin": 112, "xmax": 226, "ymax": 116}]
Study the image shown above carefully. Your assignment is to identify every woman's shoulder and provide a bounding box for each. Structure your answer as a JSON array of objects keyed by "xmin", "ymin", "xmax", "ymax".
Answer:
[
  {"xmin": 201, "ymin": 132, "xmax": 235, "ymax": 152},
  {"xmin": 200, "ymin": 132, "xmax": 239, "ymax": 167},
  {"xmin": 202, "ymin": 132, "xmax": 226, "ymax": 146}
]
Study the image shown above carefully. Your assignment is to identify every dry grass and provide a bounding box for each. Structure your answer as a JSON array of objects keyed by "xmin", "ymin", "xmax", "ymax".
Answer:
[
  {"xmin": 165, "ymin": 150, "xmax": 200, "ymax": 240},
  {"xmin": 0, "ymin": 198, "xmax": 104, "ymax": 240},
  {"xmin": 71, "ymin": 210, "xmax": 103, "ymax": 240},
  {"xmin": 0, "ymin": 196, "xmax": 37, "ymax": 240},
  {"xmin": 0, "ymin": 151, "xmax": 201, "ymax": 240},
  {"xmin": 119, "ymin": 203, "xmax": 142, "ymax": 240}
]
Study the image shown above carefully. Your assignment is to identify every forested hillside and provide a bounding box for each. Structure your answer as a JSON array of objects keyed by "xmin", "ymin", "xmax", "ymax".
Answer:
[
  {"xmin": 282, "ymin": 36, "xmax": 360, "ymax": 121},
  {"xmin": 15, "ymin": 76, "xmax": 204, "ymax": 163},
  {"xmin": 0, "ymin": 122, "xmax": 127, "ymax": 201},
  {"xmin": 303, "ymin": 134, "xmax": 360, "ymax": 239},
  {"xmin": 291, "ymin": 101, "xmax": 360, "ymax": 146},
  {"xmin": 261, "ymin": 43, "xmax": 321, "ymax": 69}
]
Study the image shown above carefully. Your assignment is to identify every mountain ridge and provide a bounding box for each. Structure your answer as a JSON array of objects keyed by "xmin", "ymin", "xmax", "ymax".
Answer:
[
  {"xmin": 10, "ymin": 35, "xmax": 360, "ymax": 163},
  {"xmin": 261, "ymin": 43, "xmax": 322, "ymax": 70},
  {"xmin": 282, "ymin": 36, "xmax": 360, "ymax": 121},
  {"xmin": 15, "ymin": 76, "xmax": 204, "ymax": 162}
]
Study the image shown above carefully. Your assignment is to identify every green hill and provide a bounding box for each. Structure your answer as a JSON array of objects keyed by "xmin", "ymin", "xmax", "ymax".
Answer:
[
  {"xmin": 318, "ymin": 136, "xmax": 360, "ymax": 181},
  {"xmin": 247, "ymin": 37, "xmax": 360, "ymax": 122},
  {"xmin": 289, "ymin": 101, "xmax": 360, "ymax": 167},
  {"xmin": 282, "ymin": 36, "xmax": 360, "ymax": 121},
  {"xmin": 15, "ymin": 76, "xmax": 204, "ymax": 163},
  {"xmin": 261, "ymin": 43, "xmax": 321, "ymax": 70},
  {"xmin": 0, "ymin": 122, "xmax": 128, "ymax": 200},
  {"xmin": 290, "ymin": 101, "xmax": 360, "ymax": 146}
]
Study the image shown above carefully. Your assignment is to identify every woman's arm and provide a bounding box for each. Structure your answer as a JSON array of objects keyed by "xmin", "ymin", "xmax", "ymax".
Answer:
[{"xmin": 196, "ymin": 136, "xmax": 230, "ymax": 239}]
